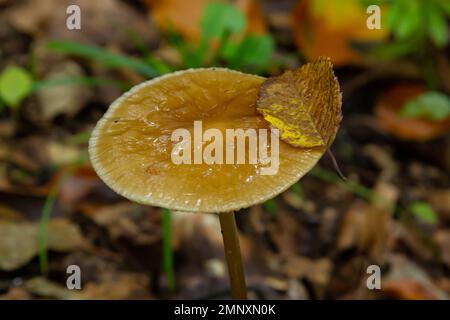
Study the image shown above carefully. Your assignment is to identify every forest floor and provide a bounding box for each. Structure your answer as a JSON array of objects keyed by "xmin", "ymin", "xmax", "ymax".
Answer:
[{"xmin": 0, "ymin": 0, "xmax": 449, "ymax": 300}]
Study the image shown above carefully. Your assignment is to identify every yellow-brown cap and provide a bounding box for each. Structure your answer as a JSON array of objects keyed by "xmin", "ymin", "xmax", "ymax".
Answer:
[{"xmin": 89, "ymin": 68, "xmax": 325, "ymax": 213}]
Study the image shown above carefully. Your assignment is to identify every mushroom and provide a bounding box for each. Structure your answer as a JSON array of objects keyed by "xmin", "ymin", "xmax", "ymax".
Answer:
[{"xmin": 89, "ymin": 65, "xmax": 340, "ymax": 299}]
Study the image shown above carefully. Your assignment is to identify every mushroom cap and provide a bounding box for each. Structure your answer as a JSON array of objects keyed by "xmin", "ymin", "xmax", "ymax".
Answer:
[{"xmin": 89, "ymin": 68, "xmax": 325, "ymax": 213}]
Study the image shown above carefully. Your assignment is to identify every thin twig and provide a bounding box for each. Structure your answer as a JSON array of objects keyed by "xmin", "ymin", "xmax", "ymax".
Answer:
[{"xmin": 327, "ymin": 148, "xmax": 347, "ymax": 181}]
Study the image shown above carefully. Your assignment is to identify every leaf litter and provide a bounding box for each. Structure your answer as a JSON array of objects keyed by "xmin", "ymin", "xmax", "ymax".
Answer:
[{"xmin": 0, "ymin": 0, "xmax": 449, "ymax": 301}]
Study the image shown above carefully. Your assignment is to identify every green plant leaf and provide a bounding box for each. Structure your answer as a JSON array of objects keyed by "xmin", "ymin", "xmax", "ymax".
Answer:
[
  {"xmin": 0, "ymin": 65, "xmax": 33, "ymax": 108},
  {"xmin": 201, "ymin": 2, "xmax": 246, "ymax": 40},
  {"xmin": 388, "ymin": 0, "xmax": 406, "ymax": 30},
  {"xmin": 146, "ymin": 55, "xmax": 174, "ymax": 74},
  {"xmin": 39, "ymin": 167, "xmax": 76, "ymax": 274},
  {"xmin": 401, "ymin": 91, "xmax": 450, "ymax": 121},
  {"xmin": 48, "ymin": 41, "xmax": 159, "ymax": 78},
  {"xmin": 384, "ymin": 0, "xmax": 449, "ymax": 58},
  {"xmin": 410, "ymin": 202, "xmax": 439, "ymax": 225},
  {"xmin": 263, "ymin": 199, "xmax": 278, "ymax": 215},
  {"xmin": 375, "ymin": 39, "xmax": 418, "ymax": 59},
  {"xmin": 437, "ymin": 0, "xmax": 450, "ymax": 16},
  {"xmin": 390, "ymin": 0, "xmax": 422, "ymax": 40},
  {"xmin": 290, "ymin": 182, "xmax": 303, "ymax": 196},
  {"xmin": 32, "ymin": 76, "xmax": 128, "ymax": 92},
  {"xmin": 0, "ymin": 98, "xmax": 5, "ymax": 112},
  {"xmin": 426, "ymin": 2, "xmax": 449, "ymax": 47},
  {"xmin": 223, "ymin": 35, "xmax": 275, "ymax": 71},
  {"xmin": 168, "ymin": 28, "xmax": 209, "ymax": 68},
  {"xmin": 310, "ymin": 167, "xmax": 376, "ymax": 202}
]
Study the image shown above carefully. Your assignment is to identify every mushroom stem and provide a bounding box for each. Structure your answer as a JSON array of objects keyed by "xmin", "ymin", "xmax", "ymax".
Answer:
[{"xmin": 219, "ymin": 211, "xmax": 247, "ymax": 300}]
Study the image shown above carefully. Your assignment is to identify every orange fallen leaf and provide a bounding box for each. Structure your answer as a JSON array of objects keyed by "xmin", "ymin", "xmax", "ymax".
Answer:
[
  {"xmin": 384, "ymin": 279, "xmax": 437, "ymax": 300},
  {"xmin": 146, "ymin": 0, "xmax": 266, "ymax": 42},
  {"xmin": 375, "ymin": 84, "xmax": 450, "ymax": 141},
  {"xmin": 292, "ymin": 0, "xmax": 389, "ymax": 66}
]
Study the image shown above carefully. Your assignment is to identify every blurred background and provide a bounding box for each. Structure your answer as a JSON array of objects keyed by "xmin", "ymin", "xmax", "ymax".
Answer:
[{"xmin": 0, "ymin": 0, "xmax": 449, "ymax": 300}]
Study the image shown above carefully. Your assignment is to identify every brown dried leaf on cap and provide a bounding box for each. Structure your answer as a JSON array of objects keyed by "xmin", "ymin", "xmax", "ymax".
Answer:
[{"xmin": 257, "ymin": 57, "xmax": 342, "ymax": 148}]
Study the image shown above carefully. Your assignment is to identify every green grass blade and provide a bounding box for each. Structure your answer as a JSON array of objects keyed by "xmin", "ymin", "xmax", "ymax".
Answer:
[
  {"xmin": 263, "ymin": 199, "xmax": 278, "ymax": 215},
  {"xmin": 39, "ymin": 168, "xmax": 76, "ymax": 275},
  {"xmin": 48, "ymin": 40, "xmax": 160, "ymax": 78},
  {"xmin": 69, "ymin": 130, "xmax": 92, "ymax": 145},
  {"xmin": 309, "ymin": 167, "xmax": 376, "ymax": 201},
  {"xmin": 32, "ymin": 76, "xmax": 128, "ymax": 92},
  {"xmin": 39, "ymin": 176, "xmax": 63, "ymax": 274},
  {"xmin": 162, "ymin": 208, "xmax": 176, "ymax": 292}
]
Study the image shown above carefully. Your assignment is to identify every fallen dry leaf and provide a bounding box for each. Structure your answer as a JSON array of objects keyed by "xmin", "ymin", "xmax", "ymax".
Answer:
[
  {"xmin": 37, "ymin": 60, "xmax": 92, "ymax": 121},
  {"xmin": 48, "ymin": 142, "xmax": 83, "ymax": 166},
  {"xmin": 0, "ymin": 219, "xmax": 85, "ymax": 271},
  {"xmin": 327, "ymin": 255, "xmax": 368, "ymax": 297},
  {"xmin": 0, "ymin": 204, "xmax": 25, "ymax": 221},
  {"xmin": 248, "ymin": 205, "xmax": 265, "ymax": 234},
  {"xmin": 6, "ymin": 0, "xmax": 158, "ymax": 47},
  {"xmin": 0, "ymin": 287, "xmax": 32, "ymax": 300},
  {"xmin": 393, "ymin": 222, "xmax": 435, "ymax": 261},
  {"xmin": 23, "ymin": 273, "xmax": 152, "ymax": 299},
  {"xmin": 383, "ymin": 254, "xmax": 448, "ymax": 300},
  {"xmin": 59, "ymin": 165, "xmax": 105, "ymax": 205},
  {"xmin": 287, "ymin": 279, "xmax": 309, "ymax": 300},
  {"xmin": 433, "ymin": 230, "xmax": 450, "ymax": 268},
  {"xmin": 257, "ymin": 57, "xmax": 342, "ymax": 148},
  {"xmin": 236, "ymin": 0, "xmax": 267, "ymax": 34},
  {"xmin": 205, "ymin": 258, "xmax": 226, "ymax": 278},
  {"xmin": 337, "ymin": 181, "xmax": 398, "ymax": 262},
  {"xmin": 268, "ymin": 210, "xmax": 302, "ymax": 258},
  {"xmin": 361, "ymin": 144, "xmax": 398, "ymax": 182},
  {"xmin": 384, "ymin": 280, "xmax": 440, "ymax": 300},
  {"xmin": 0, "ymin": 119, "xmax": 15, "ymax": 138},
  {"xmin": 436, "ymin": 277, "xmax": 450, "ymax": 295},
  {"xmin": 282, "ymin": 255, "xmax": 332, "ymax": 299},
  {"xmin": 172, "ymin": 212, "xmax": 223, "ymax": 250},
  {"xmin": 425, "ymin": 189, "xmax": 450, "ymax": 222},
  {"xmin": 375, "ymin": 84, "xmax": 450, "ymax": 141},
  {"xmin": 282, "ymin": 256, "xmax": 332, "ymax": 287},
  {"xmin": 264, "ymin": 276, "xmax": 289, "ymax": 291},
  {"xmin": 292, "ymin": 0, "xmax": 389, "ymax": 66},
  {"xmin": 83, "ymin": 273, "xmax": 152, "ymax": 300},
  {"xmin": 281, "ymin": 190, "xmax": 304, "ymax": 210},
  {"xmin": 0, "ymin": 136, "xmax": 48, "ymax": 174},
  {"xmin": 24, "ymin": 277, "xmax": 83, "ymax": 300},
  {"xmin": 80, "ymin": 202, "xmax": 160, "ymax": 245}
]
